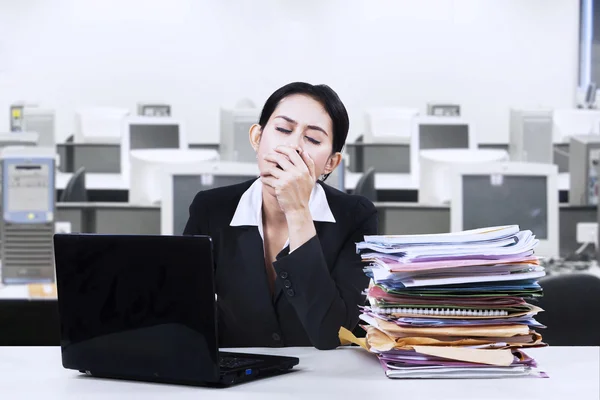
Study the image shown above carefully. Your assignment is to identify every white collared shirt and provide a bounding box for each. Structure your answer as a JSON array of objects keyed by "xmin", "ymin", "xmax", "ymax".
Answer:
[{"xmin": 230, "ymin": 179, "xmax": 336, "ymax": 249}]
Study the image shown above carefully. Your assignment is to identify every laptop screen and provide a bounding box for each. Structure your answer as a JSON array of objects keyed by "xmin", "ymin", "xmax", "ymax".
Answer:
[{"xmin": 54, "ymin": 234, "xmax": 221, "ymax": 383}]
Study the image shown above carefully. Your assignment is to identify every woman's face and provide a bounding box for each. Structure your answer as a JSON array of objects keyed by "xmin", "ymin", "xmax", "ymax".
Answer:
[{"xmin": 251, "ymin": 94, "xmax": 339, "ymax": 186}]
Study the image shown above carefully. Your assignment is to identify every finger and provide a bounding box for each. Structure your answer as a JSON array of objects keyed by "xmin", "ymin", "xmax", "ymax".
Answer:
[
  {"xmin": 274, "ymin": 146, "xmax": 306, "ymax": 170},
  {"xmin": 300, "ymin": 151, "xmax": 316, "ymax": 179},
  {"xmin": 261, "ymin": 165, "xmax": 283, "ymax": 179},
  {"xmin": 260, "ymin": 175, "xmax": 278, "ymax": 189},
  {"xmin": 264, "ymin": 152, "xmax": 293, "ymax": 171}
]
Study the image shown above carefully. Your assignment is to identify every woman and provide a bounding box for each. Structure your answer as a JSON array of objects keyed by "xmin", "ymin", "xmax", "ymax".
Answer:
[{"xmin": 183, "ymin": 82, "xmax": 378, "ymax": 350}]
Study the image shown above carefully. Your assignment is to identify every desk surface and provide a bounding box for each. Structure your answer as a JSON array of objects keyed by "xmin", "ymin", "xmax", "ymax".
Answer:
[
  {"xmin": 56, "ymin": 202, "xmax": 160, "ymax": 210},
  {"xmin": 1, "ymin": 346, "xmax": 598, "ymax": 399},
  {"xmin": 56, "ymin": 172, "xmax": 128, "ymax": 191}
]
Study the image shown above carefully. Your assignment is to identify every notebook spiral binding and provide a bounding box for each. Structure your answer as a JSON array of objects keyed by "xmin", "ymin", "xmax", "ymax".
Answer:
[{"xmin": 370, "ymin": 307, "xmax": 509, "ymax": 317}]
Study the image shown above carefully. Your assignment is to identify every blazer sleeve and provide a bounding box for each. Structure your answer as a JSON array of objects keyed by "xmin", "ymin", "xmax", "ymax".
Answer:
[
  {"xmin": 272, "ymin": 197, "xmax": 378, "ymax": 350},
  {"xmin": 183, "ymin": 191, "xmax": 210, "ymax": 235}
]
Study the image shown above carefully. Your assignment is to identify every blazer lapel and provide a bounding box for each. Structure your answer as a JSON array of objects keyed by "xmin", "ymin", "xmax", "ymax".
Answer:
[{"xmin": 219, "ymin": 226, "xmax": 275, "ymax": 313}]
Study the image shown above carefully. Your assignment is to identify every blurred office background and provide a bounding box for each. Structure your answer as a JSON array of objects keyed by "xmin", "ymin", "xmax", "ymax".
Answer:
[{"xmin": 0, "ymin": 0, "xmax": 598, "ymax": 346}]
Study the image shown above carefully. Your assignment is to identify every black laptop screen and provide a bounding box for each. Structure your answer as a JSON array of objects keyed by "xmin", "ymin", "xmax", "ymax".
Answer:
[{"xmin": 53, "ymin": 234, "xmax": 220, "ymax": 383}]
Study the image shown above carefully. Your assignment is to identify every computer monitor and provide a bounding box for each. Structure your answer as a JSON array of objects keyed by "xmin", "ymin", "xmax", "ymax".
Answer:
[
  {"xmin": 219, "ymin": 108, "xmax": 259, "ymax": 162},
  {"xmin": 450, "ymin": 162, "xmax": 559, "ymax": 258},
  {"xmin": 552, "ymin": 108, "xmax": 600, "ymax": 142},
  {"xmin": 509, "ymin": 109, "xmax": 553, "ymax": 164},
  {"xmin": 410, "ymin": 116, "xmax": 475, "ymax": 179},
  {"xmin": 129, "ymin": 149, "xmax": 220, "ymax": 205},
  {"xmin": 363, "ymin": 107, "xmax": 419, "ymax": 144},
  {"xmin": 159, "ymin": 161, "xmax": 260, "ymax": 235},
  {"xmin": 21, "ymin": 108, "xmax": 55, "ymax": 148},
  {"xmin": 74, "ymin": 107, "xmax": 130, "ymax": 144},
  {"xmin": 121, "ymin": 117, "xmax": 187, "ymax": 183},
  {"xmin": 419, "ymin": 149, "xmax": 509, "ymax": 205}
]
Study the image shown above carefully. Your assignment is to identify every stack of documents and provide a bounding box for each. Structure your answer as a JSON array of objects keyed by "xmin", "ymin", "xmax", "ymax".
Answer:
[{"xmin": 356, "ymin": 225, "xmax": 548, "ymax": 379}]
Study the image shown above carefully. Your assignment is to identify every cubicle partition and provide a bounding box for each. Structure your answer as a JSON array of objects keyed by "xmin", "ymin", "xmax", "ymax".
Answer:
[
  {"xmin": 375, "ymin": 203, "xmax": 597, "ymax": 258},
  {"xmin": 346, "ymin": 142, "xmax": 411, "ymax": 173},
  {"xmin": 57, "ymin": 143, "xmax": 121, "ymax": 173}
]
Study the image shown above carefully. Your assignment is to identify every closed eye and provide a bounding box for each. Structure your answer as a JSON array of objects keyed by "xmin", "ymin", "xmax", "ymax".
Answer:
[
  {"xmin": 276, "ymin": 127, "xmax": 292, "ymax": 134},
  {"xmin": 306, "ymin": 136, "xmax": 321, "ymax": 145}
]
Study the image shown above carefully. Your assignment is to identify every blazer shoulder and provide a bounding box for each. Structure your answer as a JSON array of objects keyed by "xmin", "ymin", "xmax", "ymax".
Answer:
[{"xmin": 320, "ymin": 182, "xmax": 377, "ymax": 224}]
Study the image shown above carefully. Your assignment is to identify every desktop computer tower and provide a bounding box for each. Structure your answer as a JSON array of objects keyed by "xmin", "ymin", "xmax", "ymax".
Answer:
[
  {"xmin": 21, "ymin": 108, "xmax": 56, "ymax": 148},
  {"xmin": 219, "ymin": 108, "xmax": 259, "ymax": 163},
  {"xmin": 0, "ymin": 148, "xmax": 56, "ymax": 284},
  {"xmin": 509, "ymin": 109, "xmax": 553, "ymax": 164},
  {"xmin": 569, "ymin": 134, "xmax": 600, "ymax": 206}
]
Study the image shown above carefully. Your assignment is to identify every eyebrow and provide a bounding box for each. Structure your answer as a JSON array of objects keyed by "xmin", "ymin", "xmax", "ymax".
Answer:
[{"xmin": 274, "ymin": 115, "xmax": 329, "ymax": 136}]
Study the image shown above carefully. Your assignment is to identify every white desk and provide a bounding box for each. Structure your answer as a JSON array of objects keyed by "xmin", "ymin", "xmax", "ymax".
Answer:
[
  {"xmin": 346, "ymin": 172, "xmax": 571, "ymax": 192},
  {"xmin": 56, "ymin": 172, "xmax": 128, "ymax": 191},
  {"xmin": 345, "ymin": 172, "xmax": 419, "ymax": 191},
  {"xmin": 0, "ymin": 284, "xmax": 30, "ymax": 300},
  {"xmin": 0, "ymin": 346, "xmax": 597, "ymax": 399}
]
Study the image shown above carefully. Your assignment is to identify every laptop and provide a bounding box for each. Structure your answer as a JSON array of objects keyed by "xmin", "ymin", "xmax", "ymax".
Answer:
[{"xmin": 53, "ymin": 233, "xmax": 299, "ymax": 386}]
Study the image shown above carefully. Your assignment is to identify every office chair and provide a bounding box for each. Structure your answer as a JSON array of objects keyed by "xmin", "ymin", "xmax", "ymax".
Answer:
[
  {"xmin": 535, "ymin": 273, "xmax": 600, "ymax": 346},
  {"xmin": 354, "ymin": 167, "xmax": 377, "ymax": 202},
  {"xmin": 60, "ymin": 166, "xmax": 88, "ymax": 202}
]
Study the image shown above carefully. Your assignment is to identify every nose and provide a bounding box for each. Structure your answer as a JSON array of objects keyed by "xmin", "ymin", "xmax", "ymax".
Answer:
[{"xmin": 284, "ymin": 131, "xmax": 303, "ymax": 152}]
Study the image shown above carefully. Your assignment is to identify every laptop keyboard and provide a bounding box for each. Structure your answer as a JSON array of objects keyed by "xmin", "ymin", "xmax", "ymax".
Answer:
[{"xmin": 219, "ymin": 356, "xmax": 263, "ymax": 370}]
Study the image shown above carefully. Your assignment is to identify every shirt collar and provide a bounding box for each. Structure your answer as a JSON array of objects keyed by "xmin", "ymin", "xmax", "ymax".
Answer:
[{"xmin": 230, "ymin": 179, "xmax": 336, "ymax": 239}]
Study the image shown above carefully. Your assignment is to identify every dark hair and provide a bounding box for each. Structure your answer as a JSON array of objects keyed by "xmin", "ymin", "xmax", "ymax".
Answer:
[{"xmin": 258, "ymin": 82, "xmax": 349, "ymax": 180}]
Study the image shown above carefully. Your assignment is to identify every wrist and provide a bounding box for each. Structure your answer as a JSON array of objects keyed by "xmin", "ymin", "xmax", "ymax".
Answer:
[
  {"xmin": 285, "ymin": 208, "xmax": 312, "ymax": 226},
  {"xmin": 285, "ymin": 208, "xmax": 316, "ymax": 253}
]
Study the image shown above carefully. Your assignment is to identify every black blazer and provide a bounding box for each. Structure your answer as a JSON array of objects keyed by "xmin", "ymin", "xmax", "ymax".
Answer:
[{"xmin": 183, "ymin": 179, "xmax": 378, "ymax": 350}]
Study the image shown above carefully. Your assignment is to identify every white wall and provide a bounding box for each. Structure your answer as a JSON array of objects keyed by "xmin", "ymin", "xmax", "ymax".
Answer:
[{"xmin": 0, "ymin": 0, "xmax": 580, "ymax": 144}]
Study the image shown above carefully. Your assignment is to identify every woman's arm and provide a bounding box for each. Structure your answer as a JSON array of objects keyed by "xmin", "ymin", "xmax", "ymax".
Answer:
[
  {"xmin": 183, "ymin": 191, "xmax": 209, "ymax": 235},
  {"xmin": 272, "ymin": 197, "xmax": 378, "ymax": 350}
]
